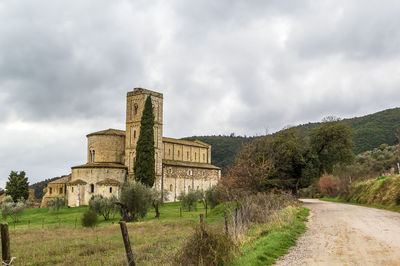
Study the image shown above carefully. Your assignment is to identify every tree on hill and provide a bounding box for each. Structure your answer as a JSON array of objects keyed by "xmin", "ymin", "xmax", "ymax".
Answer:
[
  {"xmin": 134, "ymin": 95, "xmax": 156, "ymax": 187},
  {"xmin": 221, "ymin": 121, "xmax": 354, "ymax": 195},
  {"xmin": 6, "ymin": 171, "xmax": 29, "ymax": 201},
  {"xmin": 311, "ymin": 121, "xmax": 355, "ymax": 174}
]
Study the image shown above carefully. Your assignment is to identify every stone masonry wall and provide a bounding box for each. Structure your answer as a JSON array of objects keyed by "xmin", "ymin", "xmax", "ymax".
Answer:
[
  {"xmin": 68, "ymin": 167, "xmax": 126, "ymax": 206},
  {"xmin": 87, "ymin": 135, "xmax": 125, "ymax": 164},
  {"xmin": 162, "ymin": 165, "xmax": 220, "ymax": 202}
]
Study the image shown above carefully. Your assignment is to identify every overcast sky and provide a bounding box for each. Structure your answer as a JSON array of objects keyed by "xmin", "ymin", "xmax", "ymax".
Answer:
[{"xmin": 1, "ymin": 0, "xmax": 400, "ymax": 187}]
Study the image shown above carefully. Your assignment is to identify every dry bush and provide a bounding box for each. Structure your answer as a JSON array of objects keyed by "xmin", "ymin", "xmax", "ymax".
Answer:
[
  {"xmin": 318, "ymin": 174, "xmax": 340, "ymax": 197},
  {"xmin": 174, "ymin": 225, "xmax": 236, "ymax": 266},
  {"xmin": 226, "ymin": 191, "xmax": 298, "ymax": 239}
]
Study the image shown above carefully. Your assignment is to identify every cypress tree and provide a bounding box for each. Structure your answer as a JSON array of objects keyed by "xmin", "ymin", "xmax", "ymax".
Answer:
[{"xmin": 134, "ymin": 95, "xmax": 156, "ymax": 187}]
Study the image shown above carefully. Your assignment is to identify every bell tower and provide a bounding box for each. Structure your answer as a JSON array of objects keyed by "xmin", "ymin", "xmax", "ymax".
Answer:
[{"xmin": 125, "ymin": 88, "xmax": 163, "ymax": 184}]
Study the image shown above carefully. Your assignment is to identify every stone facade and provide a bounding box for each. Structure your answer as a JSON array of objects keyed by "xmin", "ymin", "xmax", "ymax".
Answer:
[
  {"xmin": 40, "ymin": 175, "xmax": 70, "ymax": 207},
  {"xmin": 41, "ymin": 88, "xmax": 221, "ymax": 207}
]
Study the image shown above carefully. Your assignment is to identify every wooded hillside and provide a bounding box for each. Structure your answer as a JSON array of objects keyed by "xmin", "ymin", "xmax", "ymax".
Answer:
[{"xmin": 184, "ymin": 107, "xmax": 400, "ymax": 170}]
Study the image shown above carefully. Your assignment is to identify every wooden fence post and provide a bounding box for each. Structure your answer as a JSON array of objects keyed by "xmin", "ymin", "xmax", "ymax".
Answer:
[
  {"xmin": 119, "ymin": 221, "xmax": 135, "ymax": 266},
  {"xmin": 224, "ymin": 211, "xmax": 228, "ymax": 236},
  {"xmin": 199, "ymin": 214, "xmax": 205, "ymax": 233},
  {"xmin": 1, "ymin": 223, "xmax": 11, "ymax": 264}
]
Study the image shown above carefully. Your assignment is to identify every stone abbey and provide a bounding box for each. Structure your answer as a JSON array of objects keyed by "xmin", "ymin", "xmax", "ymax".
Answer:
[{"xmin": 41, "ymin": 88, "xmax": 221, "ymax": 207}]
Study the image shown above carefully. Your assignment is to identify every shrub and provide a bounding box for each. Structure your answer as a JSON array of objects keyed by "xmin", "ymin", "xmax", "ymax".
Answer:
[
  {"xmin": 89, "ymin": 195, "xmax": 118, "ymax": 220},
  {"xmin": 174, "ymin": 225, "xmax": 236, "ymax": 266},
  {"xmin": 178, "ymin": 190, "xmax": 200, "ymax": 212},
  {"xmin": 47, "ymin": 196, "xmax": 65, "ymax": 212},
  {"xmin": 119, "ymin": 181, "xmax": 152, "ymax": 221},
  {"xmin": 205, "ymin": 186, "xmax": 221, "ymax": 209},
  {"xmin": 318, "ymin": 174, "xmax": 340, "ymax": 197},
  {"xmin": 1, "ymin": 195, "xmax": 26, "ymax": 223},
  {"xmin": 81, "ymin": 210, "xmax": 98, "ymax": 228}
]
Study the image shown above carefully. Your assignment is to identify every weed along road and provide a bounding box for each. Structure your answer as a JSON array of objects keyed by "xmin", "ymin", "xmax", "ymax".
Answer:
[{"xmin": 276, "ymin": 199, "xmax": 400, "ymax": 266}]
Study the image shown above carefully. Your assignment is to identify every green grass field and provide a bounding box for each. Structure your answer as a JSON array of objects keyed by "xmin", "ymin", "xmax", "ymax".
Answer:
[{"xmin": 1, "ymin": 202, "xmax": 308, "ymax": 265}]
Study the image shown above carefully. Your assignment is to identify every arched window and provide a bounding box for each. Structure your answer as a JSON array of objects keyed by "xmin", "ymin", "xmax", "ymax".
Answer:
[
  {"xmin": 134, "ymin": 104, "xmax": 138, "ymax": 115},
  {"xmin": 170, "ymin": 184, "xmax": 173, "ymax": 192},
  {"xmin": 134, "ymin": 130, "xmax": 137, "ymax": 138},
  {"xmin": 110, "ymin": 187, "xmax": 112, "ymax": 193},
  {"xmin": 90, "ymin": 184, "xmax": 94, "ymax": 193},
  {"xmin": 90, "ymin": 150, "xmax": 95, "ymax": 163}
]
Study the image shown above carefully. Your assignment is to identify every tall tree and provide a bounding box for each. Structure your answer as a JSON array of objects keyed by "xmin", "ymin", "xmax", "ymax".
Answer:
[
  {"xmin": 5, "ymin": 171, "xmax": 29, "ymax": 201},
  {"xmin": 134, "ymin": 95, "xmax": 156, "ymax": 186},
  {"xmin": 311, "ymin": 121, "xmax": 355, "ymax": 174}
]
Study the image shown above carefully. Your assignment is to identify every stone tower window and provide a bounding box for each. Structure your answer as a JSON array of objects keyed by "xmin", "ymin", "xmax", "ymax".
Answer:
[
  {"xmin": 59, "ymin": 187, "xmax": 63, "ymax": 194},
  {"xmin": 72, "ymin": 187, "xmax": 74, "ymax": 193},
  {"xmin": 110, "ymin": 187, "xmax": 112, "ymax": 193},
  {"xmin": 188, "ymin": 185, "xmax": 191, "ymax": 191},
  {"xmin": 178, "ymin": 150, "xmax": 180, "ymax": 157},
  {"xmin": 168, "ymin": 149, "xmax": 171, "ymax": 155},
  {"xmin": 188, "ymin": 169, "xmax": 193, "ymax": 176},
  {"xmin": 134, "ymin": 130, "xmax": 136, "ymax": 138},
  {"xmin": 90, "ymin": 150, "xmax": 95, "ymax": 163},
  {"xmin": 134, "ymin": 104, "xmax": 138, "ymax": 115},
  {"xmin": 49, "ymin": 187, "xmax": 52, "ymax": 194},
  {"xmin": 203, "ymin": 154, "xmax": 205, "ymax": 161},
  {"xmin": 90, "ymin": 184, "xmax": 94, "ymax": 193},
  {"xmin": 187, "ymin": 151, "xmax": 189, "ymax": 159},
  {"xmin": 170, "ymin": 184, "xmax": 173, "ymax": 191},
  {"xmin": 195, "ymin": 153, "xmax": 197, "ymax": 160}
]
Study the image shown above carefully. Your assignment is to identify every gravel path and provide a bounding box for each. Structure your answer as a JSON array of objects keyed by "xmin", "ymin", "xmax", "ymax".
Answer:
[{"xmin": 275, "ymin": 199, "xmax": 400, "ymax": 265}]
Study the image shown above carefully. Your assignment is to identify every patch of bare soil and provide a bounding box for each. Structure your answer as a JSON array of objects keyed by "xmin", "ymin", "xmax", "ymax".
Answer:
[{"xmin": 276, "ymin": 199, "xmax": 400, "ymax": 266}]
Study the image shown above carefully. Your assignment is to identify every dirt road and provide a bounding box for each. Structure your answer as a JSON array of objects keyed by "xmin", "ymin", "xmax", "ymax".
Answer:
[{"xmin": 276, "ymin": 199, "xmax": 400, "ymax": 265}]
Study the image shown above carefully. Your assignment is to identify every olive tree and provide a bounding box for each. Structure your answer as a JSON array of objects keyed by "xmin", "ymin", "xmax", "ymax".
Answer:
[{"xmin": 1, "ymin": 195, "xmax": 26, "ymax": 223}]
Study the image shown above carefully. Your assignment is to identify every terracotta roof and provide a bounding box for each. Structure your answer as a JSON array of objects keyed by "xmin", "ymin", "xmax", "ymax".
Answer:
[
  {"xmin": 163, "ymin": 137, "xmax": 210, "ymax": 148},
  {"xmin": 68, "ymin": 179, "xmax": 87, "ymax": 185},
  {"xmin": 163, "ymin": 159, "xmax": 220, "ymax": 170},
  {"xmin": 96, "ymin": 178, "xmax": 121, "ymax": 185},
  {"xmin": 49, "ymin": 175, "xmax": 71, "ymax": 184},
  {"xmin": 86, "ymin": 128, "xmax": 125, "ymax": 137},
  {"xmin": 71, "ymin": 162, "xmax": 128, "ymax": 169}
]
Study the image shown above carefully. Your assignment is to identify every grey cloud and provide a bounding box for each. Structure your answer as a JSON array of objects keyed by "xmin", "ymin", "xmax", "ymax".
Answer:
[{"xmin": 2, "ymin": 1, "xmax": 400, "ymax": 187}]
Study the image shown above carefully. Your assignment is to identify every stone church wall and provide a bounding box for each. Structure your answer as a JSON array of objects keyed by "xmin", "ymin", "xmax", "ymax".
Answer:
[
  {"xmin": 87, "ymin": 135, "xmax": 125, "ymax": 164},
  {"xmin": 163, "ymin": 165, "xmax": 220, "ymax": 202},
  {"xmin": 68, "ymin": 167, "xmax": 126, "ymax": 206}
]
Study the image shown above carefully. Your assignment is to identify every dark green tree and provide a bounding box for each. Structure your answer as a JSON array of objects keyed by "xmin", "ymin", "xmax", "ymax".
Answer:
[
  {"xmin": 5, "ymin": 171, "xmax": 29, "ymax": 201},
  {"xmin": 134, "ymin": 95, "xmax": 156, "ymax": 186},
  {"xmin": 311, "ymin": 121, "xmax": 355, "ymax": 174}
]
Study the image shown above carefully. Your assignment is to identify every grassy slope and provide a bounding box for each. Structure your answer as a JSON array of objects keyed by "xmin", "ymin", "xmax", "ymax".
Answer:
[
  {"xmin": 321, "ymin": 197, "xmax": 400, "ymax": 213},
  {"xmin": 234, "ymin": 207, "xmax": 309, "ymax": 266},
  {"xmin": 322, "ymin": 174, "xmax": 400, "ymax": 213}
]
